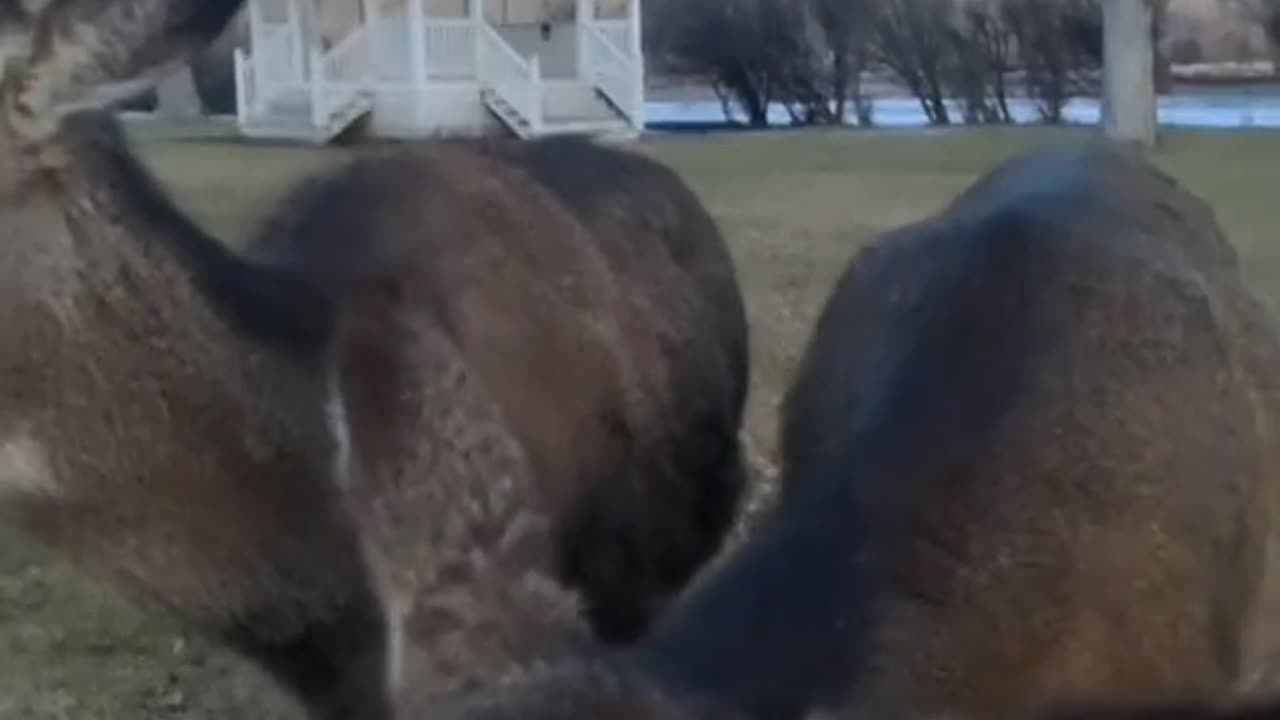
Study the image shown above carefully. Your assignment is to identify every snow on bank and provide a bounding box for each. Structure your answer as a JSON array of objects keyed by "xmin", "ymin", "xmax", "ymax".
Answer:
[{"xmin": 646, "ymin": 92, "xmax": 1280, "ymax": 131}]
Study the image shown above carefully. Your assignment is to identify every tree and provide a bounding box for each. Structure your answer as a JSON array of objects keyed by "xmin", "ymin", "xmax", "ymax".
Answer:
[
  {"xmin": 809, "ymin": 0, "xmax": 876, "ymax": 125},
  {"xmin": 1101, "ymin": 0, "xmax": 1157, "ymax": 147},
  {"xmin": 1002, "ymin": 0, "xmax": 1102, "ymax": 123},
  {"xmin": 1242, "ymin": 0, "xmax": 1280, "ymax": 65},
  {"xmin": 872, "ymin": 0, "xmax": 956, "ymax": 125},
  {"xmin": 649, "ymin": 0, "xmax": 825, "ymax": 127},
  {"xmin": 947, "ymin": 0, "xmax": 1016, "ymax": 124}
]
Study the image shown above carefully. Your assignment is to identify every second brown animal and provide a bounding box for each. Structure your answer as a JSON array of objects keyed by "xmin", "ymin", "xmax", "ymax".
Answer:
[
  {"xmin": 409, "ymin": 143, "xmax": 1280, "ymax": 720},
  {"xmin": 245, "ymin": 132, "xmax": 751, "ymax": 707}
]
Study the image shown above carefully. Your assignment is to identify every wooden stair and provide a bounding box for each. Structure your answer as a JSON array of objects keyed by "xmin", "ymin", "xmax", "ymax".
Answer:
[{"xmin": 482, "ymin": 86, "xmax": 636, "ymax": 141}]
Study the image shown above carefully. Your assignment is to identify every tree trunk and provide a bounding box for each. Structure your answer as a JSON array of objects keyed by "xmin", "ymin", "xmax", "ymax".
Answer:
[
  {"xmin": 849, "ymin": 59, "xmax": 873, "ymax": 126},
  {"xmin": 1102, "ymin": 0, "xmax": 1156, "ymax": 147},
  {"xmin": 831, "ymin": 51, "xmax": 849, "ymax": 125},
  {"xmin": 927, "ymin": 89, "xmax": 950, "ymax": 125},
  {"xmin": 993, "ymin": 69, "xmax": 1012, "ymax": 123}
]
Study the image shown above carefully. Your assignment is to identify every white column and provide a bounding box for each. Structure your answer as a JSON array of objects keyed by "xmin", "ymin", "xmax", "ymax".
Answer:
[
  {"xmin": 310, "ymin": 45, "xmax": 326, "ymax": 127},
  {"xmin": 248, "ymin": 0, "xmax": 264, "ymax": 56},
  {"xmin": 530, "ymin": 54, "xmax": 543, "ymax": 134},
  {"xmin": 247, "ymin": 0, "xmax": 268, "ymax": 107},
  {"xmin": 1102, "ymin": 0, "xmax": 1156, "ymax": 148},
  {"xmin": 576, "ymin": 0, "xmax": 592, "ymax": 81},
  {"xmin": 234, "ymin": 48, "xmax": 249, "ymax": 124},
  {"xmin": 628, "ymin": 0, "xmax": 644, "ymax": 131},
  {"xmin": 362, "ymin": 0, "xmax": 378, "ymax": 80},
  {"xmin": 409, "ymin": 0, "xmax": 428, "ymax": 123},
  {"xmin": 472, "ymin": 0, "xmax": 485, "ymax": 81},
  {"xmin": 628, "ymin": 0, "xmax": 642, "ymax": 57},
  {"xmin": 287, "ymin": 0, "xmax": 306, "ymax": 83}
]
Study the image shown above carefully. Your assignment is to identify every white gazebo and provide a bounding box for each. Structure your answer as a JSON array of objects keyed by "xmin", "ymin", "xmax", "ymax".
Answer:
[{"xmin": 233, "ymin": 0, "xmax": 645, "ymax": 143}]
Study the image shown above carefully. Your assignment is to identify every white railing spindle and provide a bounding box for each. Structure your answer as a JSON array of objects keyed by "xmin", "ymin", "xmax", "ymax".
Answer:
[
  {"xmin": 595, "ymin": 19, "xmax": 629, "ymax": 57},
  {"xmin": 478, "ymin": 23, "xmax": 543, "ymax": 132},
  {"xmin": 237, "ymin": 15, "xmax": 375, "ymax": 142},
  {"xmin": 310, "ymin": 45, "xmax": 326, "ymax": 128},
  {"xmin": 529, "ymin": 54, "xmax": 543, "ymax": 134},
  {"xmin": 425, "ymin": 19, "xmax": 477, "ymax": 78},
  {"xmin": 234, "ymin": 48, "xmax": 250, "ymax": 126},
  {"xmin": 585, "ymin": 25, "xmax": 637, "ymax": 126}
]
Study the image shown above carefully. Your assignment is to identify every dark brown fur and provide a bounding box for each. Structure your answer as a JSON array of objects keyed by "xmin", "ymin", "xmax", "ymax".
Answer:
[
  {"xmin": 0, "ymin": 5, "xmax": 394, "ymax": 714},
  {"xmin": 420, "ymin": 143, "xmax": 1280, "ymax": 720},
  {"xmin": 245, "ymin": 134, "xmax": 749, "ymax": 699},
  {"xmin": 468, "ymin": 134, "xmax": 750, "ymax": 642},
  {"xmin": 1020, "ymin": 695, "xmax": 1280, "ymax": 720},
  {"xmin": 0, "ymin": 4, "xmax": 748, "ymax": 717},
  {"xmin": 937, "ymin": 691, "xmax": 1280, "ymax": 720}
]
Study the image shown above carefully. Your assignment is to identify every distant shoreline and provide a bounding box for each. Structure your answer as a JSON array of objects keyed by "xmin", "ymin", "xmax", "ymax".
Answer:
[
  {"xmin": 647, "ymin": 65, "xmax": 1280, "ymax": 104},
  {"xmin": 1173, "ymin": 73, "xmax": 1280, "ymax": 87}
]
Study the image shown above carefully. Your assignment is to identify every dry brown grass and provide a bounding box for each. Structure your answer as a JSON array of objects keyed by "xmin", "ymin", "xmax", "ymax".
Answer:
[{"xmin": 1, "ymin": 125, "xmax": 1277, "ymax": 718}]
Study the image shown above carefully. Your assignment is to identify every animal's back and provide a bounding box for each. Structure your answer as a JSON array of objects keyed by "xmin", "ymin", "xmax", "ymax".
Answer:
[
  {"xmin": 478, "ymin": 135, "xmax": 751, "ymax": 639},
  {"xmin": 248, "ymin": 137, "xmax": 749, "ymax": 678},
  {"xmin": 483, "ymin": 135, "xmax": 748, "ymax": 394},
  {"xmin": 250, "ymin": 142, "xmax": 630, "ymax": 489},
  {"xmin": 404, "ymin": 145, "xmax": 1280, "ymax": 720},
  {"xmin": 776, "ymin": 143, "xmax": 1277, "ymax": 716}
]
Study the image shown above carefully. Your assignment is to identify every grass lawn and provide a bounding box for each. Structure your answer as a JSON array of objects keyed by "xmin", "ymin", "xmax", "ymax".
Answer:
[{"xmin": 2, "ymin": 124, "xmax": 1278, "ymax": 718}]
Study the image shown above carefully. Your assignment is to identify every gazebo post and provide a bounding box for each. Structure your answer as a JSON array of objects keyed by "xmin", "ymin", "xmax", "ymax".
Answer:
[
  {"xmin": 409, "ymin": 0, "xmax": 428, "ymax": 123},
  {"xmin": 472, "ymin": 0, "xmax": 486, "ymax": 81},
  {"xmin": 576, "ymin": 0, "xmax": 593, "ymax": 81},
  {"xmin": 628, "ymin": 0, "xmax": 644, "ymax": 131}
]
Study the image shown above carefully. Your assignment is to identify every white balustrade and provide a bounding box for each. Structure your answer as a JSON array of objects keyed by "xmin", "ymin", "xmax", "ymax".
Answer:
[
  {"xmin": 312, "ymin": 25, "xmax": 373, "ymax": 129},
  {"xmin": 233, "ymin": 48, "xmax": 254, "ymax": 124},
  {"xmin": 595, "ymin": 19, "xmax": 630, "ymax": 58},
  {"xmin": 585, "ymin": 24, "xmax": 638, "ymax": 124},
  {"xmin": 479, "ymin": 23, "xmax": 543, "ymax": 132},
  {"xmin": 425, "ymin": 20, "xmax": 477, "ymax": 78}
]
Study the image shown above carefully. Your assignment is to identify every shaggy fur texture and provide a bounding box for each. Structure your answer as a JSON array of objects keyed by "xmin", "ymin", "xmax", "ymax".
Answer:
[
  {"xmin": 417, "ymin": 143, "xmax": 1280, "ymax": 720},
  {"xmin": 246, "ymin": 134, "xmax": 749, "ymax": 700},
  {"xmin": 0, "ymin": 2, "xmax": 398, "ymax": 713},
  {"xmin": 3, "ymin": 0, "xmax": 245, "ymax": 141},
  {"xmin": 1022, "ymin": 695, "xmax": 1280, "ymax": 720},
  {"xmin": 1, "ymin": 3, "xmax": 382, "ymax": 719},
  {"xmin": 466, "ymin": 134, "xmax": 751, "ymax": 643},
  {"xmin": 0, "ymin": 3, "xmax": 749, "ymax": 717}
]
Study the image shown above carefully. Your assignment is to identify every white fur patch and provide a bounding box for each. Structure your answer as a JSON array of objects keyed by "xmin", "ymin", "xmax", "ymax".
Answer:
[
  {"xmin": 385, "ymin": 589, "xmax": 410, "ymax": 694},
  {"xmin": 324, "ymin": 370, "xmax": 353, "ymax": 491},
  {"xmin": 361, "ymin": 542, "xmax": 411, "ymax": 700},
  {"xmin": 0, "ymin": 433, "xmax": 59, "ymax": 498}
]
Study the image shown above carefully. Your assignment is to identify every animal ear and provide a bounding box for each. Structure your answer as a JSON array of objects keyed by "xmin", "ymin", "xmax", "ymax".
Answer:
[{"xmin": 4, "ymin": 0, "xmax": 246, "ymax": 141}]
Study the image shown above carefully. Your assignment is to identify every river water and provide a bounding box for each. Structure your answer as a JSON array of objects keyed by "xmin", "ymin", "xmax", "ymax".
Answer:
[{"xmin": 644, "ymin": 83, "xmax": 1280, "ymax": 130}]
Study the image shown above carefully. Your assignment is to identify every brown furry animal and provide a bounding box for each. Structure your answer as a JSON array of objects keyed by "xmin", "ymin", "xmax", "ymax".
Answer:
[
  {"xmin": 416, "ymin": 143, "xmax": 1280, "ymax": 720},
  {"xmin": 461, "ymin": 133, "xmax": 750, "ymax": 643},
  {"xmin": 245, "ymin": 133, "xmax": 749, "ymax": 699},
  {"xmin": 935, "ymin": 691, "xmax": 1280, "ymax": 720},
  {"xmin": 0, "ymin": 3, "xmax": 398, "ymax": 720},
  {"xmin": 0, "ymin": 3, "xmax": 748, "ymax": 718},
  {"xmin": 1020, "ymin": 695, "xmax": 1280, "ymax": 720}
]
